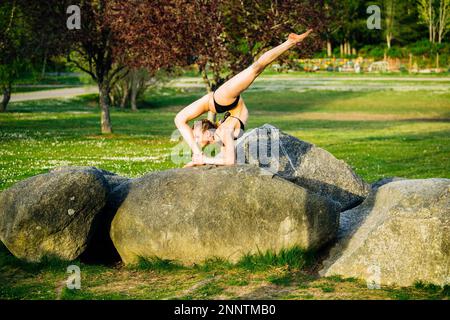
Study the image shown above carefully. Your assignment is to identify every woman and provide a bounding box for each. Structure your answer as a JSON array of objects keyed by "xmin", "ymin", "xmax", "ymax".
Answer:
[{"xmin": 175, "ymin": 29, "xmax": 313, "ymax": 167}]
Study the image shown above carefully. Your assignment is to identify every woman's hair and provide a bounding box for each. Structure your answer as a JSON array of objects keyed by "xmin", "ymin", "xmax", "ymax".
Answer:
[{"xmin": 193, "ymin": 119, "xmax": 217, "ymax": 132}]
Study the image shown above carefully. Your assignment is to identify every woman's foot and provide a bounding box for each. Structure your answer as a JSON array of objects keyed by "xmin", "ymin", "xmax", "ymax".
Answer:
[{"xmin": 288, "ymin": 29, "xmax": 313, "ymax": 44}]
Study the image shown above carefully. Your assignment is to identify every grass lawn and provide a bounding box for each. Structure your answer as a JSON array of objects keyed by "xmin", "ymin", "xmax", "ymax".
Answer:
[{"xmin": 0, "ymin": 83, "xmax": 449, "ymax": 299}]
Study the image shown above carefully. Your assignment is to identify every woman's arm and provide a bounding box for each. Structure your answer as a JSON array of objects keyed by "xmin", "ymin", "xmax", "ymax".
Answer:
[
  {"xmin": 200, "ymin": 130, "xmax": 236, "ymax": 166},
  {"xmin": 174, "ymin": 94, "xmax": 210, "ymax": 156}
]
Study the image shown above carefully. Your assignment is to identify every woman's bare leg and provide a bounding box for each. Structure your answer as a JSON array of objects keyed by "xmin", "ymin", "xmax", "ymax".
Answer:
[{"xmin": 214, "ymin": 29, "xmax": 313, "ymax": 105}]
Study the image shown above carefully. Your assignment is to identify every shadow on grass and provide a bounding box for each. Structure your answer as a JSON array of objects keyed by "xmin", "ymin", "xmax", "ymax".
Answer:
[{"xmin": 0, "ymin": 242, "xmax": 75, "ymax": 274}]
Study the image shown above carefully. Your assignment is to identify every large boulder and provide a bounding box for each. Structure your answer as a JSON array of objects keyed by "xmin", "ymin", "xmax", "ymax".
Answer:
[
  {"xmin": 236, "ymin": 124, "xmax": 370, "ymax": 211},
  {"xmin": 111, "ymin": 165, "xmax": 340, "ymax": 265},
  {"xmin": 370, "ymin": 176, "xmax": 406, "ymax": 191},
  {"xmin": 51, "ymin": 166, "xmax": 130, "ymax": 192},
  {"xmin": 319, "ymin": 178, "xmax": 450, "ymax": 287},
  {"xmin": 50, "ymin": 166, "xmax": 131, "ymax": 263},
  {"xmin": 0, "ymin": 168, "xmax": 109, "ymax": 262}
]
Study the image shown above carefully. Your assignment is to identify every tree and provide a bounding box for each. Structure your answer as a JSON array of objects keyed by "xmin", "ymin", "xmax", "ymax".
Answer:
[
  {"xmin": 220, "ymin": 0, "xmax": 325, "ymax": 76},
  {"xmin": 107, "ymin": 0, "xmax": 199, "ymax": 73},
  {"xmin": 382, "ymin": 1, "xmax": 424, "ymax": 52},
  {"xmin": 322, "ymin": 1, "xmax": 348, "ymax": 57},
  {"xmin": 334, "ymin": 0, "xmax": 362, "ymax": 56},
  {"xmin": 0, "ymin": 1, "xmax": 41, "ymax": 112},
  {"xmin": 384, "ymin": 0, "xmax": 396, "ymax": 48},
  {"xmin": 25, "ymin": 0, "xmax": 127, "ymax": 133},
  {"xmin": 65, "ymin": 0, "xmax": 127, "ymax": 134},
  {"xmin": 110, "ymin": 68, "xmax": 172, "ymax": 111},
  {"xmin": 437, "ymin": 0, "xmax": 450, "ymax": 43},
  {"xmin": 189, "ymin": 0, "xmax": 228, "ymax": 93},
  {"xmin": 418, "ymin": 0, "xmax": 437, "ymax": 42},
  {"xmin": 418, "ymin": 0, "xmax": 449, "ymax": 67},
  {"xmin": 418, "ymin": 0, "xmax": 449, "ymax": 44},
  {"xmin": 0, "ymin": 0, "xmax": 20, "ymax": 112},
  {"xmin": 107, "ymin": 0, "xmax": 228, "ymax": 120}
]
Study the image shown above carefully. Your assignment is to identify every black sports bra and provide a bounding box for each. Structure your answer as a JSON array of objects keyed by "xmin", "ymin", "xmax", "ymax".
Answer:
[{"xmin": 222, "ymin": 111, "xmax": 245, "ymax": 140}]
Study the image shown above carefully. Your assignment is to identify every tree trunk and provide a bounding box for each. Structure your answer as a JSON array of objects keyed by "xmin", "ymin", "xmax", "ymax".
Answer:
[
  {"xmin": 386, "ymin": 33, "xmax": 392, "ymax": 49},
  {"xmin": 130, "ymin": 70, "xmax": 138, "ymax": 112},
  {"xmin": 130, "ymin": 87, "xmax": 138, "ymax": 112},
  {"xmin": 409, "ymin": 53, "xmax": 413, "ymax": 72},
  {"xmin": 41, "ymin": 49, "xmax": 48, "ymax": 79},
  {"xmin": 340, "ymin": 43, "xmax": 344, "ymax": 57},
  {"xmin": 201, "ymin": 68, "xmax": 212, "ymax": 92},
  {"xmin": 327, "ymin": 39, "xmax": 332, "ymax": 57},
  {"xmin": 109, "ymin": 92, "xmax": 116, "ymax": 107},
  {"xmin": 99, "ymin": 81, "xmax": 112, "ymax": 134},
  {"xmin": 1, "ymin": 84, "xmax": 12, "ymax": 112},
  {"xmin": 200, "ymin": 67, "xmax": 216, "ymax": 122},
  {"xmin": 120, "ymin": 85, "xmax": 129, "ymax": 109}
]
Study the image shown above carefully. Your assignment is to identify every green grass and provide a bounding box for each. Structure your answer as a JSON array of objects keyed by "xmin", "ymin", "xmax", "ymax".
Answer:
[
  {"xmin": 1, "ymin": 87, "xmax": 449, "ymax": 190},
  {"xmin": 414, "ymin": 281, "xmax": 450, "ymax": 296},
  {"xmin": 1, "ymin": 240, "xmax": 449, "ymax": 300},
  {"xmin": 314, "ymin": 283, "xmax": 336, "ymax": 293},
  {"xmin": 226, "ymin": 278, "xmax": 249, "ymax": 286},
  {"xmin": 195, "ymin": 282, "xmax": 225, "ymax": 297},
  {"xmin": 236, "ymin": 247, "xmax": 314, "ymax": 271},
  {"xmin": 267, "ymin": 273, "xmax": 294, "ymax": 286},
  {"xmin": 131, "ymin": 257, "xmax": 185, "ymax": 272},
  {"xmin": 0, "ymin": 79, "xmax": 449, "ymax": 299}
]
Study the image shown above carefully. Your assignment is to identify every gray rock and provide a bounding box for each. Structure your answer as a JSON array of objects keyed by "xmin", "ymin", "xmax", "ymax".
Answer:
[
  {"xmin": 80, "ymin": 179, "xmax": 132, "ymax": 263},
  {"xmin": 50, "ymin": 166, "xmax": 131, "ymax": 263},
  {"xmin": 0, "ymin": 169, "xmax": 108, "ymax": 262},
  {"xmin": 319, "ymin": 178, "xmax": 450, "ymax": 287},
  {"xmin": 110, "ymin": 165, "xmax": 340, "ymax": 265},
  {"xmin": 371, "ymin": 177, "xmax": 406, "ymax": 191},
  {"xmin": 51, "ymin": 166, "xmax": 130, "ymax": 192},
  {"xmin": 236, "ymin": 124, "xmax": 370, "ymax": 211}
]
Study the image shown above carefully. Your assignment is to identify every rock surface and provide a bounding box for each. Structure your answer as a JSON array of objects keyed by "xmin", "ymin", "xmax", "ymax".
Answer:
[
  {"xmin": 319, "ymin": 178, "xmax": 450, "ymax": 287},
  {"xmin": 51, "ymin": 166, "xmax": 130, "ymax": 192},
  {"xmin": 50, "ymin": 166, "xmax": 131, "ymax": 263},
  {"xmin": 0, "ymin": 168, "xmax": 109, "ymax": 262},
  {"xmin": 111, "ymin": 165, "xmax": 340, "ymax": 265},
  {"xmin": 371, "ymin": 177, "xmax": 406, "ymax": 191},
  {"xmin": 236, "ymin": 124, "xmax": 370, "ymax": 210}
]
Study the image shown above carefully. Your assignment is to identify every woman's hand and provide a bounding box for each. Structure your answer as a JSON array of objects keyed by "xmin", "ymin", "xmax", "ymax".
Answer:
[
  {"xmin": 192, "ymin": 153, "xmax": 205, "ymax": 166},
  {"xmin": 192, "ymin": 152, "xmax": 204, "ymax": 164},
  {"xmin": 288, "ymin": 29, "xmax": 313, "ymax": 44},
  {"xmin": 183, "ymin": 161, "xmax": 196, "ymax": 168},
  {"xmin": 182, "ymin": 153, "xmax": 205, "ymax": 167},
  {"xmin": 201, "ymin": 129, "xmax": 236, "ymax": 166}
]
